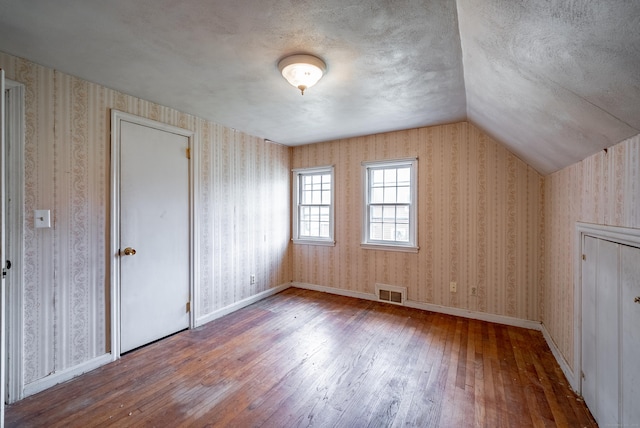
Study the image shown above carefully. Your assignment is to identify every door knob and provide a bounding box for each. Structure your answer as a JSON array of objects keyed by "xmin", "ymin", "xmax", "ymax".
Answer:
[
  {"xmin": 635, "ymin": 296, "xmax": 640, "ymax": 304},
  {"xmin": 123, "ymin": 247, "xmax": 137, "ymax": 256}
]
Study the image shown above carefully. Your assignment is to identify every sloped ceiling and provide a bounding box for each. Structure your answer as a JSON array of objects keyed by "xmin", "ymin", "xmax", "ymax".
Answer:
[{"xmin": 0, "ymin": 0, "xmax": 638, "ymax": 174}]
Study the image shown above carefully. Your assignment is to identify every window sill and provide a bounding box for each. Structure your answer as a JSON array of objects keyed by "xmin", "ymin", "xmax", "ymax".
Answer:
[
  {"xmin": 292, "ymin": 239, "xmax": 336, "ymax": 247},
  {"xmin": 360, "ymin": 243, "xmax": 419, "ymax": 253}
]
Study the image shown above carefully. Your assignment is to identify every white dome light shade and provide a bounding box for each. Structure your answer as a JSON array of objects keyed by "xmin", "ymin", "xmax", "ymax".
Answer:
[{"xmin": 278, "ymin": 54, "xmax": 326, "ymax": 95}]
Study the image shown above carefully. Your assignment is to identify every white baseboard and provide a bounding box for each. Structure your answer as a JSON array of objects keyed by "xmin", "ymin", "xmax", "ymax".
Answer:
[
  {"xmin": 195, "ymin": 283, "xmax": 292, "ymax": 327},
  {"xmin": 23, "ymin": 353, "xmax": 113, "ymax": 398},
  {"xmin": 292, "ymin": 282, "xmax": 377, "ymax": 302},
  {"xmin": 404, "ymin": 300, "xmax": 541, "ymax": 330},
  {"xmin": 541, "ymin": 323, "xmax": 578, "ymax": 392},
  {"xmin": 292, "ymin": 282, "xmax": 540, "ymax": 330}
]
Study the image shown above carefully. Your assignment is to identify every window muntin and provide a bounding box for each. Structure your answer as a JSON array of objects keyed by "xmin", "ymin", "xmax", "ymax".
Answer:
[
  {"xmin": 293, "ymin": 166, "xmax": 335, "ymax": 245},
  {"xmin": 362, "ymin": 159, "xmax": 417, "ymax": 251}
]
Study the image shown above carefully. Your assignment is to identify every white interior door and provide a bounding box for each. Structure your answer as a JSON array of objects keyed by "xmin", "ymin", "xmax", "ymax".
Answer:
[
  {"xmin": 581, "ymin": 235, "xmax": 597, "ymax": 420},
  {"xmin": 582, "ymin": 236, "xmax": 620, "ymax": 426},
  {"xmin": 581, "ymin": 235, "xmax": 640, "ymax": 427},
  {"xmin": 594, "ymin": 238, "xmax": 620, "ymax": 425},
  {"xmin": 119, "ymin": 118, "xmax": 190, "ymax": 353},
  {"xmin": 620, "ymin": 244, "xmax": 640, "ymax": 426}
]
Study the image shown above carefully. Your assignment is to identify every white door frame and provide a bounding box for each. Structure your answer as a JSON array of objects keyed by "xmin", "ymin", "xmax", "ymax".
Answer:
[
  {"xmin": 3, "ymin": 78, "xmax": 25, "ymax": 403},
  {"xmin": 0, "ymin": 67, "xmax": 5, "ymax": 428},
  {"xmin": 574, "ymin": 222, "xmax": 640, "ymax": 394},
  {"xmin": 110, "ymin": 110, "xmax": 198, "ymax": 359}
]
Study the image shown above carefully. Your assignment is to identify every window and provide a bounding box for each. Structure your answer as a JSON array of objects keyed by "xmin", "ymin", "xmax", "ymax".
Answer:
[
  {"xmin": 292, "ymin": 166, "xmax": 335, "ymax": 245},
  {"xmin": 362, "ymin": 158, "xmax": 418, "ymax": 252}
]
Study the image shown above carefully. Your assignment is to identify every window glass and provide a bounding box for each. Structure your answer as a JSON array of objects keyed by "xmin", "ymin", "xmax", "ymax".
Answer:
[
  {"xmin": 362, "ymin": 159, "xmax": 417, "ymax": 250},
  {"xmin": 293, "ymin": 166, "xmax": 335, "ymax": 245}
]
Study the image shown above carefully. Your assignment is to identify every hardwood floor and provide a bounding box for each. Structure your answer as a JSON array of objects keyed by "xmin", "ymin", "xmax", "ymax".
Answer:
[{"xmin": 6, "ymin": 288, "xmax": 596, "ymax": 427}]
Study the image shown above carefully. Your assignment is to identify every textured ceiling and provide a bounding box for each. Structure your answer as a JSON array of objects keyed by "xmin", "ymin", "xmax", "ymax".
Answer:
[{"xmin": 0, "ymin": 0, "xmax": 638, "ymax": 174}]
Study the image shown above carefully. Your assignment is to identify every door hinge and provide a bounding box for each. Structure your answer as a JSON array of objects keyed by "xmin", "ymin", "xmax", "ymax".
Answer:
[
  {"xmin": 186, "ymin": 301, "xmax": 191, "ymax": 313},
  {"xmin": 582, "ymin": 254, "xmax": 586, "ymax": 261},
  {"xmin": 186, "ymin": 147, "xmax": 191, "ymax": 159},
  {"xmin": 2, "ymin": 260, "xmax": 11, "ymax": 278},
  {"xmin": 581, "ymin": 370, "xmax": 585, "ymax": 380}
]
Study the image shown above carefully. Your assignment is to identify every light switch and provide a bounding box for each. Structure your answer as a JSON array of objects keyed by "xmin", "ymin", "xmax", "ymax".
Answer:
[{"xmin": 34, "ymin": 210, "xmax": 51, "ymax": 228}]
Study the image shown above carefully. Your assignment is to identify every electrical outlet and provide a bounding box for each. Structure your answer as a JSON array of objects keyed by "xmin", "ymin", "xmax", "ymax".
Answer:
[
  {"xmin": 471, "ymin": 286, "xmax": 477, "ymax": 296},
  {"xmin": 250, "ymin": 274, "xmax": 255, "ymax": 285},
  {"xmin": 450, "ymin": 281, "xmax": 457, "ymax": 293}
]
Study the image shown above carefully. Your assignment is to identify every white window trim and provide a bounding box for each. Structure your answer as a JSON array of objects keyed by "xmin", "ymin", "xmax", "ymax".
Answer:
[
  {"xmin": 292, "ymin": 165, "xmax": 335, "ymax": 246},
  {"xmin": 361, "ymin": 157, "xmax": 418, "ymax": 253}
]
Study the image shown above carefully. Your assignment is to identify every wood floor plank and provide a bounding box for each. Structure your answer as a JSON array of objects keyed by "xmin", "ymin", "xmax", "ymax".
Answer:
[{"xmin": 5, "ymin": 288, "xmax": 597, "ymax": 427}]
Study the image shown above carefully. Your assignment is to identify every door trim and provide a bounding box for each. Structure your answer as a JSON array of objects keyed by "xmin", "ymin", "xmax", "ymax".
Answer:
[
  {"xmin": 574, "ymin": 222, "xmax": 640, "ymax": 394},
  {"xmin": 4, "ymin": 78, "xmax": 25, "ymax": 403},
  {"xmin": 110, "ymin": 110, "xmax": 198, "ymax": 359}
]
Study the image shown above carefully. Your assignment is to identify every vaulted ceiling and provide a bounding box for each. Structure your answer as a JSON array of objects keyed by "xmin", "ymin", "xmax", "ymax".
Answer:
[{"xmin": 0, "ymin": 0, "xmax": 638, "ymax": 174}]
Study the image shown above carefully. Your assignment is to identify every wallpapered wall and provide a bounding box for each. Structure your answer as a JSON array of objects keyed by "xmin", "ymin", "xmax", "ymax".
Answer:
[
  {"xmin": 291, "ymin": 123, "xmax": 544, "ymax": 321},
  {"xmin": 0, "ymin": 52, "xmax": 291, "ymax": 387},
  {"xmin": 543, "ymin": 133, "xmax": 640, "ymax": 369}
]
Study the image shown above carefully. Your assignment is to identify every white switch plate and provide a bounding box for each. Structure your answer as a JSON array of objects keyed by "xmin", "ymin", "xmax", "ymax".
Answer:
[{"xmin": 34, "ymin": 209, "xmax": 51, "ymax": 228}]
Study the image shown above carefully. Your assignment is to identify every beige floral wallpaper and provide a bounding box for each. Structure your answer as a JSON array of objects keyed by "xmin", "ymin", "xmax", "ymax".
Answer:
[
  {"xmin": 544, "ymin": 133, "xmax": 640, "ymax": 369},
  {"xmin": 291, "ymin": 123, "xmax": 544, "ymax": 321},
  {"xmin": 0, "ymin": 52, "xmax": 291, "ymax": 387}
]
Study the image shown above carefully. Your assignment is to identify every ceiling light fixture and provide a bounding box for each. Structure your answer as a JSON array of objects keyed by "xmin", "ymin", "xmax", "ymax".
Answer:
[{"xmin": 278, "ymin": 54, "xmax": 326, "ymax": 95}]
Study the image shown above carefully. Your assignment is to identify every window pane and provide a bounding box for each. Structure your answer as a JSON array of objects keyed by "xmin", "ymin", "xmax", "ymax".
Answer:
[
  {"xmin": 300, "ymin": 221, "xmax": 310, "ymax": 236},
  {"xmin": 370, "ymin": 223, "xmax": 383, "ymax": 240},
  {"xmin": 311, "ymin": 190, "xmax": 321, "ymax": 204},
  {"xmin": 382, "ymin": 223, "xmax": 396, "ymax": 241},
  {"xmin": 322, "ymin": 174, "xmax": 331, "ymax": 185},
  {"xmin": 370, "ymin": 206, "xmax": 383, "ymax": 222},
  {"xmin": 395, "ymin": 223, "xmax": 409, "ymax": 242},
  {"xmin": 383, "ymin": 206, "xmax": 396, "ymax": 222},
  {"xmin": 384, "ymin": 168, "xmax": 397, "ymax": 186},
  {"xmin": 397, "ymin": 168, "xmax": 410, "ymax": 185},
  {"xmin": 322, "ymin": 190, "xmax": 331, "ymax": 204},
  {"xmin": 371, "ymin": 188, "xmax": 384, "ymax": 203},
  {"xmin": 310, "ymin": 221, "xmax": 320, "ymax": 236},
  {"xmin": 372, "ymin": 169, "xmax": 384, "ymax": 187},
  {"xmin": 383, "ymin": 186, "xmax": 397, "ymax": 203},
  {"xmin": 301, "ymin": 206, "xmax": 311, "ymax": 220},
  {"xmin": 397, "ymin": 205, "xmax": 409, "ymax": 222},
  {"xmin": 320, "ymin": 223, "xmax": 329, "ymax": 237},
  {"xmin": 320, "ymin": 206, "xmax": 330, "ymax": 222},
  {"xmin": 397, "ymin": 186, "xmax": 410, "ymax": 203}
]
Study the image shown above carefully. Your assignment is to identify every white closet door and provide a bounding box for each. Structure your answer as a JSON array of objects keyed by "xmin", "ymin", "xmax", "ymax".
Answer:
[
  {"xmin": 582, "ymin": 237, "xmax": 621, "ymax": 426},
  {"xmin": 581, "ymin": 236, "xmax": 598, "ymax": 418},
  {"xmin": 595, "ymin": 238, "xmax": 620, "ymax": 425},
  {"xmin": 621, "ymin": 244, "xmax": 640, "ymax": 426}
]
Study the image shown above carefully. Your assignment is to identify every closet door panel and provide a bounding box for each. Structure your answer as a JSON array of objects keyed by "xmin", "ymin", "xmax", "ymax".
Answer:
[
  {"xmin": 595, "ymin": 239, "xmax": 619, "ymax": 425},
  {"xmin": 621, "ymin": 244, "xmax": 640, "ymax": 426},
  {"xmin": 581, "ymin": 236, "xmax": 598, "ymax": 416}
]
